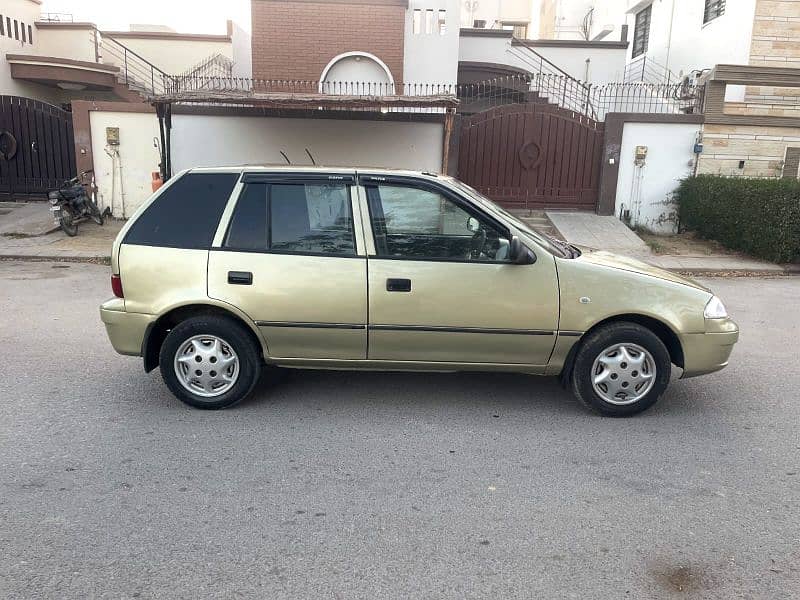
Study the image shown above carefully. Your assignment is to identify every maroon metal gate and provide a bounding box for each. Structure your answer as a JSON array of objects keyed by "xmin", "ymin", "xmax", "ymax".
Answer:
[
  {"xmin": 457, "ymin": 103, "xmax": 604, "ymax": 211},
  {"xmin": 0, "ymin": 96, "xmax": 76, "ymax": 199}
]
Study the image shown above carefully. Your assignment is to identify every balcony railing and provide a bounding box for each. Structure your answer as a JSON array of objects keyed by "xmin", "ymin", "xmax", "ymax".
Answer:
[{"xmin": 456, "ymin": 75, "xmax": 704, "ymax": 120}]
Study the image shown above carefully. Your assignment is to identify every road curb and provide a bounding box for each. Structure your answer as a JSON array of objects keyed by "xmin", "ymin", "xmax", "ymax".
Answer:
[
  {"xmin": 0, "ymin": 254, "xmax": 111, "ymax": 264},
  {"xmin": 665, "ymin": 267, "xmax": 793, "ymax": 276}
]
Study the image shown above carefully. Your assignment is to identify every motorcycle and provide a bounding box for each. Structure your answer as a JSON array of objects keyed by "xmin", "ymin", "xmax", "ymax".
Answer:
[{"xmin": 48, "ymin": 170, "xmax": 104, "ymax": 237}]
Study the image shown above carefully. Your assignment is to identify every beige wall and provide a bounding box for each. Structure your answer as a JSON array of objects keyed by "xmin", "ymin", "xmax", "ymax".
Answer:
[
  {"xmin": 85, "ymin": 109, "xmax": 446, "ymax": 218},
  {"xmin": 171, "ymin": 114, "xmax": 444, "ymax": 174},
  {"xmin": 539, "ymin": 0, "xmax": 556, "ymax": 38},
  {"xmin": 36, "ymin": 26, "xmax": 98, "ymax": 63},
  {"xmin": 749, "ymin": 0, "xmax": 800, "ymax": 69},
  {"xmin": 101, "ymin": 35, "xmax": 233, "ymax": 75},
  {"xmin": 698, "ymin": 124, "xmax": 800, "ymax": 178},
  {"xmin": 746, "ymin": 0, "xmax": 800, "ymax": 103},
  {"xmin": 89, "ymin": 110, "xmax": 161, "ymax": 217},
  {"xmin": 0, "ymin": 0, "xmax": 57, "ymax": 100}
]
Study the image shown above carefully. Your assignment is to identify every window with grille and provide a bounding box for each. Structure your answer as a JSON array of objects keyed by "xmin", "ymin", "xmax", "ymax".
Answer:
[
  {"xmin": 501, "ymin": 22, "xmax": 528, "ymax": 39},
  {"xmin": 704, "ymin": 0, "xmax": 726, "ymax": 24},
  {"xmin": 632, "ymin": 5, "xmax": 651, "ymax": 58}
]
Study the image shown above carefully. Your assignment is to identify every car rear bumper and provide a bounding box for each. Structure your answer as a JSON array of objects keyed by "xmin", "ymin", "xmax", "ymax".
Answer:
[
  {"xmin": 99, "ymin": 299, "xmax": 156, "ymax": 357},
  {"xmin": 680, "ymin": 320, "xmax": 739, "ymax": 378}
]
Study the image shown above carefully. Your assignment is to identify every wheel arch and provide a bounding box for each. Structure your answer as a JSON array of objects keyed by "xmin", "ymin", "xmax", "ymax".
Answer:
[
  {"xmin": 142, "ymin": 302, "xmax": 266, "ymax": 373},
  {"xmin": 559, "ymin": 313, "xmax": 685, "ymax": 386}
]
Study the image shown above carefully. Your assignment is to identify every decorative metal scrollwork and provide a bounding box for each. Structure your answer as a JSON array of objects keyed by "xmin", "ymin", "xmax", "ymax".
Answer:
[
  {"xmin": 518, "ymin": 140, "xmax": 543, "ymax": 170},
  {"xmin": 0, "ymin": 130, "xmax": 18, "ymax": 161}
]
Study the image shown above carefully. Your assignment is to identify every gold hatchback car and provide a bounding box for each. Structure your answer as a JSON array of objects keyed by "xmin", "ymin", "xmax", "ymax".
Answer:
[{"xmin": 100, "ymin": 167, "xmax": 738, "ymax": 416}]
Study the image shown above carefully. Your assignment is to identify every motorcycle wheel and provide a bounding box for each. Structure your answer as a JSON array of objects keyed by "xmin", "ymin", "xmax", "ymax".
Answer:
[
  {"xmin": 59, "ymin": 206, "xmax": 78, "ymax": 237},
  {"xmin": 88, "ymin": 199, "xmax": 104, "ymax": 226}
]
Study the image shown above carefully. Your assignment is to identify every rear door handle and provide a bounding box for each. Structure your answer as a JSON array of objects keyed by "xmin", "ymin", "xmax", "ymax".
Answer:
[
  {"xmin": 228, "ymin": 271, "xmax": 253, "ymax": 285},
  {"xmin": 386, "ymin": 278, "xmax": 411, "ymax": 292}
]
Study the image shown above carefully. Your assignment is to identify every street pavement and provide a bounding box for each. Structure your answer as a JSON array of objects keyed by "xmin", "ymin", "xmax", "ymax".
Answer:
[{"xmin": 0, "ymin": 260, "xmax": 798, "ymax": 599}]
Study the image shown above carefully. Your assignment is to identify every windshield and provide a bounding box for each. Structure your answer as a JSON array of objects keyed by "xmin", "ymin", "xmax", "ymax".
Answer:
[{"xmin": 445, "ymin": 178, "xmax": 573, "ymax": 258}]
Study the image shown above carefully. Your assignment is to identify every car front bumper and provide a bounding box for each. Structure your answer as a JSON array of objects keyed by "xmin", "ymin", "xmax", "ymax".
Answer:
[
  {"xmin": 99, "ymin": 298, "xmax": 156, "ymax": 357},
  {"xmin": 680, "ymin": 318, "xmax": 739, "ymax": 378}
]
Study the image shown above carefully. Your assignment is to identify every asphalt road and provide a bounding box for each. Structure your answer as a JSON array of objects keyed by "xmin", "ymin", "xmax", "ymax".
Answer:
[{"xmin": 1, "ymin": 260, "xmax": 798, "ymax": 599}]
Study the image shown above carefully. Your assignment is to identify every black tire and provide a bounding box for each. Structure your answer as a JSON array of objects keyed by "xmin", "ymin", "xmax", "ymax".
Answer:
[
  {"xmin": 59, "ymin": 206, "xmax": 78, "ymax": 237},
  {"xmin": 159, "ymin": 315, "xmax": 263, "ymax": 409},
  {"xmin": 88, "ymin": 199, "xmax": 104, "ymax": 225},
  {"xmin": 571, "ymin": 322, "xmax": 672, "ymax": 417}
]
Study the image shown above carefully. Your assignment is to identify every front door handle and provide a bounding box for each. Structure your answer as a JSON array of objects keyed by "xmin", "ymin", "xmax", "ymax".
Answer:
[
  {"xmin": 228, "ymin": 271, "xmax": 253, "ymax": 285},
  {"xmin": 386, "ymin": 278, "xmax": 411, "ymax": 292}
]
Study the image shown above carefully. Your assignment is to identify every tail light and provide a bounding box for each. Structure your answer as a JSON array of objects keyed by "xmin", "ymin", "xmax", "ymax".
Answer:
[{"xmin": 111, "ymin": 274, "xmax": 124, "ymax": 298}]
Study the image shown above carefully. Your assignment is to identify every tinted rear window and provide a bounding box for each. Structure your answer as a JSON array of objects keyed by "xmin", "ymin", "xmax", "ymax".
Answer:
[
  {"xmin": 124, "ymin": 172, "xmax": 239, "ymax": 249},
  {"xmin": 224, "ymin": 182, "xmax": 355, "ymax": 256}
]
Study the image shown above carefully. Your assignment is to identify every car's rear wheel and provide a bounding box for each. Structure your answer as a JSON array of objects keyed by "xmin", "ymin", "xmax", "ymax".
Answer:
[
  {"xmin": 159, "ymin": 315, "xmax": 262, "ymax": 409},
  {"xmin": 571, "ymin": 322, "xmax": 672, "ymax": 417}
]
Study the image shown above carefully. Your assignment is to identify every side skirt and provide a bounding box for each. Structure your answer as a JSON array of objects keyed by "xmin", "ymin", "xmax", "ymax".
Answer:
[{"xmin": 268, "ymin": 357, "xmax": 548, "ymax": 375}]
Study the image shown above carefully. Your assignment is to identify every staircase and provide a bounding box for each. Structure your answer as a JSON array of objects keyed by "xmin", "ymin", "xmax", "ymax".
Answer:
[
  {"xmin": 88, "ymin": 27, "xmax": 174, "ymax": 101},
  {"xmin": 507, "ymin": 38, "xmax": 597, "ymax": 119},
  {"xmin": 458, "ymin": 37, "xmax": 598, "ymax": 120}
]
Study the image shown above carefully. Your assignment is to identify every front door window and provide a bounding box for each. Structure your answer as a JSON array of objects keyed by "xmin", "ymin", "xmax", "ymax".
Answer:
[{"xmin": 366, "ymin": 184, "xmax": 510, "ymax": 262}]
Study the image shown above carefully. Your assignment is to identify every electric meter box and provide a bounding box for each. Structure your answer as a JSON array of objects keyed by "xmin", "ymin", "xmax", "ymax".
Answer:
[{"xmin": 106, "ymin": 127, "xmax": 120, "ymax": 146}]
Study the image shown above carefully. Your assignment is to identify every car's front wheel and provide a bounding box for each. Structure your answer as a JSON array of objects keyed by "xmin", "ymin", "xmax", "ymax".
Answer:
[
  {"xmin": 571, "ymin": 322, "xmax": 672, "ymax": 417},
  {"xmin": 159, "ymin": 315, "xmax": 262, "ymax": 409}
]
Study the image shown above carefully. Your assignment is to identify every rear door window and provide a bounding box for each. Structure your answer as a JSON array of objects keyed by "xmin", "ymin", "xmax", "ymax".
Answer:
[
  {"xmin": 124, "ymin": 172, "xmax": 239, "ymax": 249},
  {"xmin": 224, "ymin": 182, "xmax": 356, "ymax": 256}
]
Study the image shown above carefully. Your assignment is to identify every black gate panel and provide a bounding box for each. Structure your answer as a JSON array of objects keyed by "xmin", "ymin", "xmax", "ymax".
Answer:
[{"xmin": 0, "ymin": 95, "xmax": 76, "ymax": 199}]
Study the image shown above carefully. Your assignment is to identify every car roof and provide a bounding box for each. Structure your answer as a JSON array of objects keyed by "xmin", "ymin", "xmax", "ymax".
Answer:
[{"xmin": 187, "ymin": 165, "xmax": 442, "ymax": 179}]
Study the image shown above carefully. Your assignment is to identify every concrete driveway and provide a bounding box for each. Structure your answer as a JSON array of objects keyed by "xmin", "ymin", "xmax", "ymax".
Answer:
[{"xmin": 1, "ymin": 261, "xmax": 798, "ymax": 599}]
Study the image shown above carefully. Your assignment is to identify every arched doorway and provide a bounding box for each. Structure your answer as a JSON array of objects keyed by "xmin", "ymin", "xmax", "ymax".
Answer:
[{"xmin": 320, "ymin": 52, "xmax": 395, "ymax": 95}]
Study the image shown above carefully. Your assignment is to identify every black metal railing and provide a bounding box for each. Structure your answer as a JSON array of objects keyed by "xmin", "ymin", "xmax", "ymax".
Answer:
[
  {"xmin": 91, "ymin": 28, "xmax": 173, "ymax": 96},
  {"xmin": 39, "ymin": 13, "xmax": 74, "ymax": 22},
  {"xmin": 178, "ymin": 53, "xmax": 234, "ymax": 82},
  {"xmin": 456, "ymin": 75, "xmax": 704, "ymax": 120},
  {"xmin": 624, "ymin": 54, "xmax": 677, "ymax": 84},
  {"xmin": 507, "ymin": 38, "xmax": 597, "ymax": 118},
  {"xmin": 169, "ymin": 77, "xmax": 458, "ymax": 98},
  {"xmin": 164, "ymin": 74, "xmax": 703, "ymax": 120}
]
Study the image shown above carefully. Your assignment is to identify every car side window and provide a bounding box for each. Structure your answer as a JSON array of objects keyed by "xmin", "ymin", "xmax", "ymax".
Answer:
[
  {"xmin": 124, "ymin": 172, "xmax": 239, "ymax": 249},
  {"xmin": 224, "ymin": 182, "xmax": 356, "ymax": 256},
  {"xmin": 366, "ymin": 184, "xmax": 510, "ymax": 262}
]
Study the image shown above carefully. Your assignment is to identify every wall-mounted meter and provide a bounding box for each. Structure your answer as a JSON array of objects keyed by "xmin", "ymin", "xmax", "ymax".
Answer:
[
  {"xmin": 106, "ymin": 127, "xmax": 120, "ymax": 146},
  {"xmin": 634, "ymin": 145, "xmax": 647, "ymax": 167}
]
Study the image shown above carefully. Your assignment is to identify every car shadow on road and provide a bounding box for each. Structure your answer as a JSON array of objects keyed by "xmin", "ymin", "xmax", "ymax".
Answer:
[
  {"xmin": 231, "ymin": 365, "xmax": 718, "ymax": 420},
  {"xmin": 237, "ymin": 367, "xmax": 585, "ymax": 416}
]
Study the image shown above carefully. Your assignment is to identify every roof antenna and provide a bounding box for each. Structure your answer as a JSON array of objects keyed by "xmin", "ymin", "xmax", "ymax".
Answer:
[
  {"xmin": 305, "ymin": 148, "xmax": 316, "ymax": 165},
  {"xmin": 279, "ymin": 151, "xmax": 291, "ymax": 165}
]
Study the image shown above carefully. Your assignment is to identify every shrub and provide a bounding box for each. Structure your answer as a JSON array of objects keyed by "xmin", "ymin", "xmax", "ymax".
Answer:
[{"xmin": 676, "ymin": 175, "xmax": 800, "ymax": 263}]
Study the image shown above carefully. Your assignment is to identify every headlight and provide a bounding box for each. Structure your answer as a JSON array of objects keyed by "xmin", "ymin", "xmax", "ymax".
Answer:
[{"xmin": 704, "ymin": 296, "xmax": 728, "ymax": 319}]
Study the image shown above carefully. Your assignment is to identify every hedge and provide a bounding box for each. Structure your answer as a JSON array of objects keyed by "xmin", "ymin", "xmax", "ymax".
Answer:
[{"xmin": 676, "ymin": 175, "xmax": 800, "ymax": 263}]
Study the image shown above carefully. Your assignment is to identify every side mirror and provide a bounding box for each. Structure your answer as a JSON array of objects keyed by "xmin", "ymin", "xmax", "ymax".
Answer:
[{"xmin": 509, "ymin": 236, "xmax": 536, "ymax": 265}]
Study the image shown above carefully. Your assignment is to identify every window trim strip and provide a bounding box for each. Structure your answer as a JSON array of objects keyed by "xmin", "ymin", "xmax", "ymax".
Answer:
[{"xmin": 242, "ymin": 173, "xmax": 356, "ymax": 184}]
